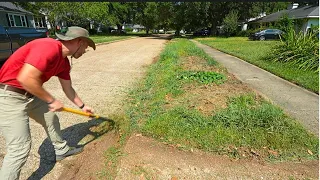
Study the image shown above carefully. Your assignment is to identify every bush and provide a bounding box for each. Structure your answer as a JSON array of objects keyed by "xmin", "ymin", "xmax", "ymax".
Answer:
[
  {"xmin": 274, "ymin": 13, "xmax": 294, "ymax": 33},
  {"xmin": 125, "ymin": 27, "xmax": 133, "ymax": 32},
  {"xmin": 268, "ymin": 15, "xmax": 319, "ymax": 72},
  {"xmin": 101, "ymin": 26, "xmax": 111, "ymax": 34},
  {"xmin": 269, "ymin": 27, "xmax": 319, "ymax": 72},
  {"xmin": 236, "ymin": 30, "xmax": 249, "ymax": 37},
  {"xmin": 237, "ymin": 27, "xmax": 266, "ymax": 37},
  {"xmin": 88, "ymin": 28, "xmax": 97, "ymax": 35},
  {"xmin": 48, "ymin": 28, "xmax": 56, "ymax": 37}
]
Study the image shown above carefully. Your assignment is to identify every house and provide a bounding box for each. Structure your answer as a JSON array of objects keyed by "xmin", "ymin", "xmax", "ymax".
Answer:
[
  {"xmin": 248, "ymin": 3, "xmax": 319, "ymax": 34},
  {"xmin": 0, "ymin": 2, "xmax": 47, "ymax": 29},
  {"xmin": 241, "ymin": 12, "xmax": 266, "ymax": 31},
  {"xmin": 132, "ymin": 24, "xmax": 145, "ymax": 32}
]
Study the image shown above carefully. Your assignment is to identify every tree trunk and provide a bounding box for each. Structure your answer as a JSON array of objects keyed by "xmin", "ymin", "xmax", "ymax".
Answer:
[{"xmin": 116, "ymin": 24, "xmax": 122, "ymax": 33}]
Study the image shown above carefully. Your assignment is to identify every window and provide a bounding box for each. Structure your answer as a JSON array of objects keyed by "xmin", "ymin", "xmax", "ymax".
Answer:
[
  {"xmin": 8, "ymin": 13, "xmax": 27, "ymax": 27},
  {"xmin": 34, "ymin": 17, "xmax": 45, "ymax": 28}
]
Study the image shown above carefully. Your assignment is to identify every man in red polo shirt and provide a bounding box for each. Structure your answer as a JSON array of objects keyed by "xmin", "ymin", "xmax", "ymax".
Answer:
[{"xmin": 0, "ymin": 26, "xmax": 96, "ymax": 180}]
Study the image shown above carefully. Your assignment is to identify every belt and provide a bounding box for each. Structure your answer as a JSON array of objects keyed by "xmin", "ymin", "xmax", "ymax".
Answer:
[{"xmin": 0, "ymin": 84, "xmax": 33, "ymax": 98}]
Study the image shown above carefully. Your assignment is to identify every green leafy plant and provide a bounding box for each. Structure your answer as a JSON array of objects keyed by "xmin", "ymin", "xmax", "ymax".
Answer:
[
  {"xmin": 178, "ymin": 71, "xmax": 226, "ymax": 84},
  {"xmin": 274, "ymin": 13, "xmax": 294, "ymax": 33},
  {"xmin": 269, "ymin": 14, "xmax": 319, "ymax": 72},
  {"xmin": 269, "ymin": 27, "xmax": 319, "ymax": 72}
]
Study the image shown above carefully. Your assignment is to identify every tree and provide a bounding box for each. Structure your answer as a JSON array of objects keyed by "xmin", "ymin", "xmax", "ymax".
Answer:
[
  {"xmin": 134, "ymin": 2, "xmax": 158, "ymax": 34},
  {"xmin": 14, "ymin": 2, "xmax": 297, "ymax": 36},
  {"xmin": 222, "ymin": 10, "xmax": 239, "ymax": 37},
  {"xmin": 274, "ymin": 13, "xmax": 294, "ymax": 33},
  {"xmin": 170, "ymin": 2, "xmax": 187, "ymax": 35},
  {"xmin": 156, "ymin": 2, "xmax": 173, "ymax": 32},
  {"xmin": 107, "ymin": 3, "xmax": 131, "ymax": 32},
  {"xmin": 184, "ymin": 2, "xmax": 210, "ymax": 32}
]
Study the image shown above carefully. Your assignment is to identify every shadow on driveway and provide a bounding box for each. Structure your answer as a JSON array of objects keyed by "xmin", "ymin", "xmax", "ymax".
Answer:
[{"xmin": 27, "ymin": 117, "xmax": 115, "ymax": 180}]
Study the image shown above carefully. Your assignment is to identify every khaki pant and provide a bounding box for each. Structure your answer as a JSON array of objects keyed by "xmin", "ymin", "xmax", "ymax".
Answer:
[{"xmin": 0, "ymin": 88, "xmax": 70, "ymax": 180}]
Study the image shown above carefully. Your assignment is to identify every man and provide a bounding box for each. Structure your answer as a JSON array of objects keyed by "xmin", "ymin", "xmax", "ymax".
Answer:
[{"xmin": 0, "ymin": 26, "xmax": 96, "ymax": 180}]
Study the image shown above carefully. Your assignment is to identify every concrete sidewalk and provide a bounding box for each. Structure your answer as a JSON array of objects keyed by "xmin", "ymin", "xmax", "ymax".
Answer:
[{"xmin": 193, "ymin": 40, "xmax": 319, "ymax": 136}]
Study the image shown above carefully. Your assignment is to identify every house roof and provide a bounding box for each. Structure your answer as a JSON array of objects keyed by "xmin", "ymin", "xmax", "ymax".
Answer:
[
  {"xmin": 250, "ymin": 5, "xmax": 319, "ymax": 23},
  {"xmin": 0, "ymin": 2, "xmax": 33, "ymax": 14}
]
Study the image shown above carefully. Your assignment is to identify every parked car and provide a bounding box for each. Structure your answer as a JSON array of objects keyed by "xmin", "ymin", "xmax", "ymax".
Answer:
[
  {"xmin": 249, "ymin": 29, "xmax": 283, "ymax": 41},
  {"xmin": 0, "ymin": 24, "xmax": 48, "ymax": 64},
  {"xmin": 193, "ymin": 29, "xmax": 211, "ymax": 36}
]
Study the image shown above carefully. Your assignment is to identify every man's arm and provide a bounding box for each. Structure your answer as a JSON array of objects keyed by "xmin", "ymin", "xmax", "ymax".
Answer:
[
  {"xmin": 58, "ymin": 78, "xmax": 83, "ymax": 107},
  {"xmin": 17, "ymin": 63, "xmax": 63, "ymax": 111},
  {"xmin": 59, "ymin": 78, "xmax": 94, "ymax": 113}
]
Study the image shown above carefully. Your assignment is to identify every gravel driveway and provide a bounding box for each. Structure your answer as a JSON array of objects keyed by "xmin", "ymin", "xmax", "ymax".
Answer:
[{"xmin": 0, "ymin": 35, "xmax": 169, "ymax": 180}]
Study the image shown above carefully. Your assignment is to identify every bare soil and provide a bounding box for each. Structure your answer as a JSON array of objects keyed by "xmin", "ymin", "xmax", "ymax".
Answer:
[
  {"xmin": 56, "ymin": 37, "xmax": 318, "ymax": 179},
  {"xmin": 116, "ymin": 134, "xmax": 318, "ymax": 180}
]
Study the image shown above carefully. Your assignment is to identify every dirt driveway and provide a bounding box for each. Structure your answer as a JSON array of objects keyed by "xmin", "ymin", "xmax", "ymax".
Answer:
[{"xmin": 0, "ymin": 35, "xmax": 169, "ymax": 180}]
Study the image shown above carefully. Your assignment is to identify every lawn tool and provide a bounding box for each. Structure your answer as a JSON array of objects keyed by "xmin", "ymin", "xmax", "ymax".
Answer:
[
  {"xmin": 62, "ymin": 107, "xmax": 115, "ymax": 126},
  {"xmin": 62, "ymin": 107, "xmax": 101, "ymax": 118},
  {"xmin": 62, "ymin": 107, "xmax": 115, "ymax": 146},
  {"xmin": 62, "ymin": 107, "xmax": 115, "ymax": 124}
]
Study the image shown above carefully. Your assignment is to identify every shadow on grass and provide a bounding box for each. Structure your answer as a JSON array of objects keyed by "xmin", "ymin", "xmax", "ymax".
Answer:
[{"xmin": 27, "ymin": 117, "xmax": 115, "ymax": 180}]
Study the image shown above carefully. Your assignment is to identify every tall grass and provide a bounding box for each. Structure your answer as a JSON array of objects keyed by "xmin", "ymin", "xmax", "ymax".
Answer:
[
  {"xmin": 126, "ymin": 38, "xmax": 318, "ymax": 161},
  {"xmin": 269, "ymin": 28, "xmax": 319, "ymax": 72}
]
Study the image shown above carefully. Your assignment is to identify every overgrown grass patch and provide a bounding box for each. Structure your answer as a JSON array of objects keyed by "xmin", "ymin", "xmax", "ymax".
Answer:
[
  {"xmin": 197, "ymin": 37, "xmax": 318, "ymax": 93},
  {"xmin": 143, "ymin": 95, "xmax": 318, "ymax": 160},
  {"xmin": 125, "ymin": 38, "xmax": 318, "ymax": 161}
]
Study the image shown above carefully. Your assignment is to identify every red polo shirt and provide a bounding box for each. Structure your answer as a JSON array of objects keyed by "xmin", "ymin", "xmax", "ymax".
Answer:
[{"xmin": 0, "ymin": 38, "xmax": 71, "ymax": 89}]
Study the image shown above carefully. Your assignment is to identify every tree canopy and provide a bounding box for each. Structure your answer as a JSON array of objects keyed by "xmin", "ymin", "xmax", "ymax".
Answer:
[{"xmin": 16, "ymin": 2, "xmax": 294, "ymax": 33}]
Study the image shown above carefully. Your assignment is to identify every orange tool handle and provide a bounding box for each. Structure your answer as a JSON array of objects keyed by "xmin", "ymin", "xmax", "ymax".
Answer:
[{"xmin": 62, "ymin": 107, "xmax": 100, "ymax": 118}]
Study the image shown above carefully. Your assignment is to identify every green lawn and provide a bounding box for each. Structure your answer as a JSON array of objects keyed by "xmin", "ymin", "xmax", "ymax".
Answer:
[
  {"xmin": 196, "ymin": 37, "xmax": 319, "ymax": 93},
  {"xmin": 90, "ymin": 35, "xmax": 133, "ymax": 44}
]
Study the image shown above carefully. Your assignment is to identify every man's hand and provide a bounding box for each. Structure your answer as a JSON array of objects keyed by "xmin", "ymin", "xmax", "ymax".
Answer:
[
  {"xmin": 48, "ymin": 99, "xmax": 64, "ymax": 112},
  {"xmin": 81, "ymin": 105, "xmax": 94, "ymax": 114}
]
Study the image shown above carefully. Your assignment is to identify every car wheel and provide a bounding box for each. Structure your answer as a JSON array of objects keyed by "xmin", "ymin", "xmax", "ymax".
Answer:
[{"xmin": 259, "ymin": 36, "xmax": 265, "ymax": 41}]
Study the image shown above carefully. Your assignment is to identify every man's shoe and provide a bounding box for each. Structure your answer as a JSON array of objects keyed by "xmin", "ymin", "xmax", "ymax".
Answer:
[{"xmin": 56, "ymin": 146, "xmax": 84, "ymax": 161}]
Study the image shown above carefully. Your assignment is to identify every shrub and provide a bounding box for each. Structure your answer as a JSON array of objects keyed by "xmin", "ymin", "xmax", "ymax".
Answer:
[
  {"xmin": 88, "ymin": 28, "xmax": 97, "ymax": 35},
  {"xmin": 236, "ymin": 30, "xmax": 250, "ymax": 37},
  {"xmin": 269, "ymin": 27, "xmax": 319, "ymax": 72},
  {"xmin": 48, "ymin": 28, "xmax": 56, "ymax": 37},
  {"xmin": 125, "ymin": 27, "xmax": 133, "ymax": 32},
  {"xmin": 274, "ymin": 13, "xmax": 294, "ymax": 33},
  {"xmin": 239, "ymin": 27, "xmax": 266, "ymax": 37}
]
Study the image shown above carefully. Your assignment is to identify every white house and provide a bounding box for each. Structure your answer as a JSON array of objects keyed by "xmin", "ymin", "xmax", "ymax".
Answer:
[{"xmin": 248, "ymin": 4, "xmax": 319, "ymax": 34}]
